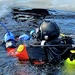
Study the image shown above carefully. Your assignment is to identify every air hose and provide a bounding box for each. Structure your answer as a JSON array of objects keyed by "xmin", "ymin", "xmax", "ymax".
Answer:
[
  {"xmin": 0, "ymin": 22, "xmax": 15, "ymax": 42},
  {"xmin": 0, "ymin": 22, "xmax": 10, "ymax": 35}
]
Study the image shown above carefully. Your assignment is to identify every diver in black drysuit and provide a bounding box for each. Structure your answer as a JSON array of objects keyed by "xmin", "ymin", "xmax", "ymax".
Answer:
[
  {"xmin": 31, "ymin": 21, "xmax": 74, "ymax": 62},
  {"xmin": 4, "ymin": 20, "xmax": 74, "ymax": 63},
  {"xmin": 18, "ymin": 20, "xmax": 73, "ymax": 63}
]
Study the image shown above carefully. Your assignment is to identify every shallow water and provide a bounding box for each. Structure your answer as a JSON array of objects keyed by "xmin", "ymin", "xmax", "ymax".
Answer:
[{"xmin": 0, "ymin": 9, "xmax": 75, "ymax": 75}]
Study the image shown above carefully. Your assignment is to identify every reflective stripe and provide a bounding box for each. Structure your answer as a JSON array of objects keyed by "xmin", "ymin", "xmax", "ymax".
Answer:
[
  {"xmin": 17, "ymin": 45, "xmax": 24, "ymax": 52},
  {"xmin": 70, "ymin": 50, "xmax": 75, "ymax": 53},
  {"xmin": 60, "ymin": 33, "xmax": 65, "ymax": 37}
]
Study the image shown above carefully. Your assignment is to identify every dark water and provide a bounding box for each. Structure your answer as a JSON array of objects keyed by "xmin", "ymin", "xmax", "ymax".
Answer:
[{"xmin": 0, "ymin": 10, "xmax": 75, "ymax": 75}]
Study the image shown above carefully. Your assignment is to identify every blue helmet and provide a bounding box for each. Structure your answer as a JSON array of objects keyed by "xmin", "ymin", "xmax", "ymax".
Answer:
[{"xmin": 4, "ymin": 32, "xmax": 15, "ymax": 42}]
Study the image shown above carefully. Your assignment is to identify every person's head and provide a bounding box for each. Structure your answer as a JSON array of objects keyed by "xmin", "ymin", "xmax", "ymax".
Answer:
[{"xmin": 39, "ymin": 21, "xmax": 60, "ymax": 41}]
